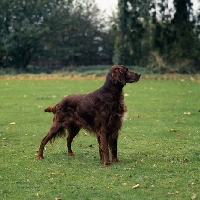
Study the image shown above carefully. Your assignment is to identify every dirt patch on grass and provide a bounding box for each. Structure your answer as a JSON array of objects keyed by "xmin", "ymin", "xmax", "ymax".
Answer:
[
  {"xmin": 0, "ymin": 74, "xmax": 104, "ymax": 80},
  {"xmin": 0, "ymin": 73, "xmax": 200, "ymax": 82}
]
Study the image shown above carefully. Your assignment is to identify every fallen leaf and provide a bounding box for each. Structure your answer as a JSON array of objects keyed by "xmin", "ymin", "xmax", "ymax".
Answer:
[
  {"xmin": 132, "ymin": 183, "xmax": 140, "ymax": 189},
  {"xmin": 9, "ymin": 122, "xmax": 16, "ymax": 125},
  {"xmin": 188, "ymin": 182, "xmax": 195, "ymax": 187},
  {"xmin": 191, "ymin": 193, "xmax": 197, "ymax": 200},
  {"xmin": 136, "ymin": 115, "xmax": 139, "ymax": 118},
  {"xmin": 175, "ymin": 117, "xmax": 179, "ymax": 122},
  {"xmin": 176, "ymin": 134, "xmax": 181, "ymax": 137},
  {"xmin": 122, "ymin": 183, "xmax": 127, "ymax": 186},
  {"xmin": 184, "ymin": 112, "xmax": 191, "ymax": 115},
  {"xmin": 169, "ymin": 129, "xmax": 176, "ymax": 132}
]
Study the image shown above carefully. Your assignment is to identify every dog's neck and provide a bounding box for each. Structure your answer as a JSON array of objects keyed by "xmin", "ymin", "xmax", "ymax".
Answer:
[
  {"xmin": 88, "ymin": 73, "xmax": 125, "ymax": 105},
  {"xmin": 103, "ymin": 72, "xmax": 124, "ymax": 92},
  {"xmin": 98, "ymin": 75, "xmax": 124, "ymax": 103},
  {"xmin": 103, "ymin": 80, "xmax": 123, "ymax": 93}
]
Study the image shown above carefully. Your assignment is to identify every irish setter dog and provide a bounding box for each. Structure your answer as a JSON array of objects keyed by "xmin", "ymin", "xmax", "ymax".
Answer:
[{"xmin": 37, "ymin": 65, "xmax": 140, "ymax": 166}]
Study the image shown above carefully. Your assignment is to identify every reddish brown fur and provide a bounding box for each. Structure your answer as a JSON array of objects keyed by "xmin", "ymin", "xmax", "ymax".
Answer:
[{"xmin": 37, "ymin": 65, "xmax": 140, "ymax": 166}]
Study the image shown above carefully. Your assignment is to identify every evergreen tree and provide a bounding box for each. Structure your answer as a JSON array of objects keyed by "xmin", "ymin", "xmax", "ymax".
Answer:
[
  {"xmin": 0, "ymin": 0, "xmax": 69, "ymax": 69},
  {"xmin": 171, "ymin": 0, "xmax": 197, "ymax": 69},
  {"xmin": 113, "ymin": 0, "xmax": 146, "ymax": 65}
]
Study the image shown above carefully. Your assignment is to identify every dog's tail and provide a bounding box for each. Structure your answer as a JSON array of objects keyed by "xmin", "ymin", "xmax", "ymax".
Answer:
[{"xmin": 44, "ymin": 106, "xmax": 56, "ymax": 114}]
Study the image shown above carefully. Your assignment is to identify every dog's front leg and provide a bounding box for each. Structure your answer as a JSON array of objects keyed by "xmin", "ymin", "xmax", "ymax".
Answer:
[
  {"xmin": 109, "ymin": 136, "xmax": 120, "ymax": 163},
  {"xmin": 97, "ymin": 136, "xmax": 103, "ymax": 161},
  {"xmin": 100, "ymin": 131, "xmax": 111, "ymax": 166}
]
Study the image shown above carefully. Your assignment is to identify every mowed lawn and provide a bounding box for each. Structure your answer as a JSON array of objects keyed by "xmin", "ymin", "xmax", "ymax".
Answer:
[{"xmin": 0, "ymin": 75, "xmax": 200, "ymax": 200}]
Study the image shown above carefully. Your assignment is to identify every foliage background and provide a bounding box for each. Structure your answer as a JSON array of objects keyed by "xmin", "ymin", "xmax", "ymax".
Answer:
[{"xmin": 0, "ymin": 0, "xmax": 200, "ymax": 73}]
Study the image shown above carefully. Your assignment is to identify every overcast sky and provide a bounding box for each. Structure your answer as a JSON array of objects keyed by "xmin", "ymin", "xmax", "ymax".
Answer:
[
  {"xmin": 95, "ymin": 0, "xmax": 117, "ymax": 17},
  {"xmin": 95, "ymin": 0, "xmax": 199, "ymax": 17}
]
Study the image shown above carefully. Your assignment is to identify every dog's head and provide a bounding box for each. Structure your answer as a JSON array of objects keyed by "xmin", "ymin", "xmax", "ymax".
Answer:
[{"xmin": 110, "ymin": 65, "xmax": 141, "ymax": 86}]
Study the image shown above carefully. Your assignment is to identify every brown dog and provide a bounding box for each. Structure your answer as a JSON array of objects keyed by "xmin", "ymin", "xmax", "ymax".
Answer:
[{"xmin": 37, "ymin": 65, "xmax": 140, "ymax": 166}]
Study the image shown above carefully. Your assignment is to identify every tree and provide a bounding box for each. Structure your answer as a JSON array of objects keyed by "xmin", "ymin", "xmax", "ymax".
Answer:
[
  {"xmin": 113, "ymin": 0, "xmax": 200, "ymax": 72},
  {"xmin": 170, "ymin": 0, "xmax": 198, "ymax": 69},
  {"xmin": 150, "ymin": 0, "xmax": 173, "ymax": 65},
  {"xmin": 149, "ymin": 0, "xmax": 200, "ymax": 72},
  {"xmin": 113, "ymin": 0, "xmax": 149, "ymax": 65},
  {"xmin": 0, "ymin": 0, "xmax": 70, "ymax": 69},
  {"xmin": 0, "ymin": 0, "xmax": 114, "ymax": 69},
  {"xmin": 62, "ymin": 0, "xmax": 105, "ymax": 65},
  {"xmin": 37, "ymin": 0, "xmax": 113, "ymax": 66}
]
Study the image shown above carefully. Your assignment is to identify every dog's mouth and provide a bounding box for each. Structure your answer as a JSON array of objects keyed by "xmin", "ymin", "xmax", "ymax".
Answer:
[{"xmin": 128, "ymin": 74, "xmax": 141, "ymax": 83}]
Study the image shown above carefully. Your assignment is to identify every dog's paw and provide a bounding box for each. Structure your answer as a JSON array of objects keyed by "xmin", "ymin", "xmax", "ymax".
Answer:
[
  {"xmin": 68, "ymin": 152, "xmax": 75, "ymax": 156},
  {"xmin": 104, "ymin": 161, "xmax": 112, "ymax": 166},
  {"xmin": 112, "ymin": 158, "xmax": 120, "ymax": 163},
  {"xmin": 37, "ymin": 155, "xmax": 44, "ymax": 159}
]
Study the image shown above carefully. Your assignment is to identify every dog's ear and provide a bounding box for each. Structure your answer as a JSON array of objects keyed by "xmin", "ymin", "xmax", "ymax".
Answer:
[{"xmin": 111, "ymin": 67, "xmax": 126, "ymax": 85}]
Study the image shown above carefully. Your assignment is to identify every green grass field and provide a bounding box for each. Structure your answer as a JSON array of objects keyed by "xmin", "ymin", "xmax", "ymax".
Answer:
[{"xmin": 0, "ymin": 75, "xmax": 200, "ymax": 200}]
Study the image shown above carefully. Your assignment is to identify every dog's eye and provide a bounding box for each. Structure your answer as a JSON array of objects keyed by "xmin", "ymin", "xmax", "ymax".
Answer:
[{"xmin": 120, "ymin": 68, "xmax": 128, "ymax": 75}]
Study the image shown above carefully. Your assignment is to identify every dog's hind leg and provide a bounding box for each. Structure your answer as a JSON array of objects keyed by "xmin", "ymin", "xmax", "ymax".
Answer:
[
  {"xmin": 37, "ymin": 122, "xmax": 64, "ymax": 159},
  {"xmin": 66, "ymin": 124, "xmax": 80, "ymax": 156}
]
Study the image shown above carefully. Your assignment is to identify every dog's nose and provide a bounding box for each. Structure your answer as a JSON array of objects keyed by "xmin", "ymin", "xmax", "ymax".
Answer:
[{"xmin": 138, "ymin": 74, "xmax": 141, "ymax": 78}]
